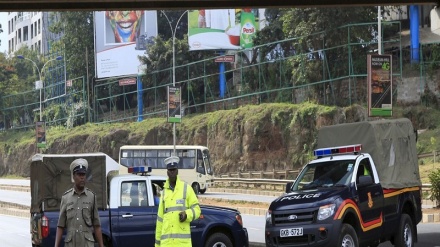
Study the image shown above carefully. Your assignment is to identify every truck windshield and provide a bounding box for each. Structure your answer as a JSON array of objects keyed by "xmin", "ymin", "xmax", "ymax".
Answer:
[{"xmin": 292, "ymin": 160, "xmax": 355, "ymax": 191}]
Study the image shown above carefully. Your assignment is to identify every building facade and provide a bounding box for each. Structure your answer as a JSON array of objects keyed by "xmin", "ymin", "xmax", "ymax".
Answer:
[{"xmin": 7, "ymin": 12, "xmax": 61, "ymax": 55}]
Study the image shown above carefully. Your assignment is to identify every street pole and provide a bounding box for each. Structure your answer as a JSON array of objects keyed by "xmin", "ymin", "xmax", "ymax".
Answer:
[
  {"xmin": 17, "ymin": 55, "xmax": 63, "ymax": 121},
  {"xmin": 161, "ymin": 10, "xmax": 188, "ymax": 156}
]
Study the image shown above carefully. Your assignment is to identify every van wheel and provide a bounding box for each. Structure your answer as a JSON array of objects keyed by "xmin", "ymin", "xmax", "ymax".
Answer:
[
  {"xmin": 192, "ymin": 183, "xmax": 200, "ymax": 194},
  {"xmin": 200, "ymin": 188, "xmax": 206, "ymax": 194},
  {"xmin": 338, "ymin": 224, "xmax": 358, "ymax": 247},
  {"xmin": 204, "ymin": 232, "xmax": 233, "ymax": 247},
  {"xmin": 395, "ymin": 214, "xmax": 414, "ymax": 247}
]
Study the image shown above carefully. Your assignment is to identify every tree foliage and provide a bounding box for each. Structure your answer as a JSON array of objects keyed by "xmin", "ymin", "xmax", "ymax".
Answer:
[
  {"xmin": 139, "ymin": 10, "xmax": 220, "ymax": 105},
  {"xmin": 429, "ymin": 168, "xmax": 440, "ymax": 207},
  {"xmin": 280, "ymin": 7, "xmax": 377, "ymax": 86},
  {"xmin": 49, "ymin": 11, "xmax": 95, "ymax": 81}
]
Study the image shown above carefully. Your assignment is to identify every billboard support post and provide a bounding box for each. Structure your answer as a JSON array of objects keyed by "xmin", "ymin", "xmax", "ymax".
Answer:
[
  {"xmin": 219, "ymin": 50, "xmax": 226, "ymax": 98},
  {"xmin": 161, "ymin": 10, "xmax": 188, "ymax": 156}
]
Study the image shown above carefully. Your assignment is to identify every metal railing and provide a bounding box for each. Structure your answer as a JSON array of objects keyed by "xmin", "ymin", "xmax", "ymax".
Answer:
[{"xmin": 212, "ymin": 177, "xmax": 433, "ymax": 194}]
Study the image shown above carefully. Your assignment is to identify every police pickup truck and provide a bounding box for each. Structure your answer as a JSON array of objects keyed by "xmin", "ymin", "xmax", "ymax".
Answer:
[
  {"xmin": 265, "ymin": 118, "xmax": 422, "ymax": 247},
  {"xmin": 29, "ymin": 153, "xmax": 248, "ymax": 247}
]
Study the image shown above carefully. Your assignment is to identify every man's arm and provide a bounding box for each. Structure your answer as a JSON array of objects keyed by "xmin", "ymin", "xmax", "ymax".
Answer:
[
  {"xmin": 55, "ymin": 196, "xmax": 67, "ymax": 247},
  {"xmin": 184, "ymin": 184, "xmax": 201, "ymax": 222},
  {"xmin": 93, "ymin": 225, "xmax": 104, "ymax": 247},
  {"xmin": 54, "ymin": 226, "xmax": 64, "ymax": 247}
]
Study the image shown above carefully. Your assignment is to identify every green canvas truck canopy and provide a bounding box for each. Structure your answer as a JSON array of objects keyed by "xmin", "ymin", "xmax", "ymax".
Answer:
[
  {"xmin": 317, "ymin": 118, "xmax": 421, "ymax": 189},
  {"xmin": 29, "ymin": 153, "xmax": 120, "ymax": 213}
]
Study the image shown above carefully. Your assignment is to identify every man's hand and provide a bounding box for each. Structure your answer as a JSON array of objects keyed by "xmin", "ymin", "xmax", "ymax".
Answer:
[{"xmin": 179, "ymin": 211, "xmax": 187, "ymax": 222}]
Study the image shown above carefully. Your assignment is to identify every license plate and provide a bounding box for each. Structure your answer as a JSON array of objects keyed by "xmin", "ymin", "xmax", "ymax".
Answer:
[{"xmin": 280, "ymin": 227, "xmax": 303, "ymax": 237}]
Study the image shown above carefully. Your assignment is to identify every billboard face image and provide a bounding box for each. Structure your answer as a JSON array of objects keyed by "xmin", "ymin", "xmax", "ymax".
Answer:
[
  {"xmin": 188, "ymin": 9, "xmax": 259, "ymax": 51},
  {"xmin": 95, "ymin": 11, "xmax": 158, "ymax": 78}
]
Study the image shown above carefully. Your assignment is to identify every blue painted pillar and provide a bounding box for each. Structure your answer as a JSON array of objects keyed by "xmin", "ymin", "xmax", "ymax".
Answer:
[
  {"xmin": 219, "ymin": 51, "xmax": 226, "ymax": 98},
  {"xmin": 137, "ymin": 75, "xmax": 143, "ymax": 122},
  {"xmin": 410, "ymin": 5, "xmax": 420, "ymax": 63}
]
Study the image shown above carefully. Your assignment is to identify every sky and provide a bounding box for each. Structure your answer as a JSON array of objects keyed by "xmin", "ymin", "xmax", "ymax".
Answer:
[{"xmin": 0, "ymin": 12, "xmax": 8, "ymax": 53}]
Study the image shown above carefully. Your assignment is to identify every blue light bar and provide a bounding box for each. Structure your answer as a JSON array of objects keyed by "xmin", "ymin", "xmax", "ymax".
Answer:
[
  {"xmin": 313, "ymin": 144, "xmax": 362, "ymax": 157},
  {"xmin": 128, "ymin": 166, "xmax": 152, "ymax": 174}
]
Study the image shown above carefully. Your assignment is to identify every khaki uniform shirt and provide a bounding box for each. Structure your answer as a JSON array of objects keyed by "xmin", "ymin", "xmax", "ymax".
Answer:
[{"xmin": 57, "ymin": 187, "xmax": 101, "ymax": 247}]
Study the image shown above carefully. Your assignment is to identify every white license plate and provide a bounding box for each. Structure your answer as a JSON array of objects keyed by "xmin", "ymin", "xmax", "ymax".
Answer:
[{"xmin": 280, "ymin": 227, "xmax": 303, "ymax": 237}]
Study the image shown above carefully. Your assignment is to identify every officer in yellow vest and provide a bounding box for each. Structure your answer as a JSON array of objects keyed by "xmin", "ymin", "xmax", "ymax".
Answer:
[
  {"xmin": 54, "ymin": 158, "xmax": 104, "ymax": 247},
  {"xmin": 155, "ymin": 156, "xmax": 201, "ymax": 247}
]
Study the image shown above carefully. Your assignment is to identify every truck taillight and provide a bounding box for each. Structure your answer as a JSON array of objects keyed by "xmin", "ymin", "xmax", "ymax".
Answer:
[
  {"xmin": 235, "ymin": 214, "xmax": 243, "ymax": 226},
  {"xmin": 41, "ymin": 215, "xmax": 49, "ymax": 238}
]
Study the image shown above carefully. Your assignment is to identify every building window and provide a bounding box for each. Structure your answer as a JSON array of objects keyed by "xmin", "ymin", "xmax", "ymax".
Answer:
[
  {"xmin": 23, "ymin": 26, "xmax": 28, "ymax": 41},
  {"xmin": 18, "ymin": 28, "xmax": 21, "ymax": 43},
  {"xmin": 31, "ymin": 24, "xmax": 33, "ymax": 38},
  {"xmin": 38, "ymin": 19, "xmax": 41, "ymax": 34}
]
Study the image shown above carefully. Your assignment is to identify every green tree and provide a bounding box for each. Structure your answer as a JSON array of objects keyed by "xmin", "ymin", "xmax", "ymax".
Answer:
[
  {"xmin": 49, "ymin": 11, "xmax": 94, "ymax": 82},
  {"xmin": 140, "ymin": 10, "xmax": 220, "ymax": 107},
  {"xmin": 281, "ymin": 7, "xmax": 376, "ymax": 86},
  {"xmin": 429, "ymin": 168, "xmax": 440, "ymax": 207}
]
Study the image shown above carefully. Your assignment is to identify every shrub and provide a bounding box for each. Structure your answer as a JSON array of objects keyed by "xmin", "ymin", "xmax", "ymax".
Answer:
[{"xmin": 428, "ymin": 168, "xmax": 440, "ymax": 207}]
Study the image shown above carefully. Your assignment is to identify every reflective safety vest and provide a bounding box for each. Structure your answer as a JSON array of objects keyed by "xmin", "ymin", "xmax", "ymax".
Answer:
[{"xmin": 155, "ymin": 176, "xmax": 201, "ymax": 247}]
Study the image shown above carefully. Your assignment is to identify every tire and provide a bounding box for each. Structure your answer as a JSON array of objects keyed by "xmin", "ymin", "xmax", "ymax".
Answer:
[
  {"xmin": 200, "ymin": 188, "xmax": 207, "ymax": 194},
  {"xmin": 395, "ymin": 214, "xmax": 415, "ymax": 247},
  {"xmin": 338, "ymin": 224, "xmax": 358, "ymax": 247},
  {"xmin": 192, "ymin": 183, "xmax": 200, "ymax": 194},
  {"xmin": 204, "ymin": 232, "xmax": 233, "ymax": 247}
]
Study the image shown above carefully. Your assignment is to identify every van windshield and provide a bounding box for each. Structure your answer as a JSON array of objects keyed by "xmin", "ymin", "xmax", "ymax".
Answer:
[{"xmin": 292, "ymin": 160, "xmax": 355, "ymax": 191}]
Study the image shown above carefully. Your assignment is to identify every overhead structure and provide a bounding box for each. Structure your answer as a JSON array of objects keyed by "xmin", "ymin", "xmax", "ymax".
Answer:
[{"xmin": 0, "ymin": 0, "xmax": 438, "ymax": 10}]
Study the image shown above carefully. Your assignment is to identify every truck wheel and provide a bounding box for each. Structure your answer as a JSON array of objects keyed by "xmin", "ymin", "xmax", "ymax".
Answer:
[
  {"xmin": 200, "ymin": 188, "xmax": 206, "ymax": 194},
  {"xmin": 395, "ymin": 214, "xmax": 415, "ymax": 247},
  {"xmin": 204, "ymin": 232, "xmax": 233, "ymax": 247},
  {"xmin": 192, "ymin": 183, "xmax": 200, "ymax": 194},
  {"xmin": 338, "ymin": 224, "xmax": 358, "ymax": 247}
]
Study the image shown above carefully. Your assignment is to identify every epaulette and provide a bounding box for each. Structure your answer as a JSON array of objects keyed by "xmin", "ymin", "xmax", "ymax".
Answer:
[
  {"xmin": 86, "ymin": 188, "xmax": 96, "ymax": 195},
  {"xmin": 63, "ymin": 188, "xmax": 73, "ymax": 195}
]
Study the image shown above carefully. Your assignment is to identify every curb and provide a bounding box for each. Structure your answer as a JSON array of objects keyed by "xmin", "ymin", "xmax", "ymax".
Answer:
[{"xmin": 0, "ymin": 201, "xmax": 29, "ymax": 218}]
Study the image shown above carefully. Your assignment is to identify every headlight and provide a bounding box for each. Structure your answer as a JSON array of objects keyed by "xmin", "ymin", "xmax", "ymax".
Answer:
[
  {"xmin": 266, "ymin": 210, "xmax": 272, "ymax": 225},
  {"xmin": 317, "ymin": 204, "xmax": 336, "ymax": 221}
]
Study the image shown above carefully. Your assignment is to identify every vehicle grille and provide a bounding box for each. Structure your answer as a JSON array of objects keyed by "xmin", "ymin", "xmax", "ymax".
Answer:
[{"xmin": 272, "ymin": 208, "xmax": 317, "ymax": 226}]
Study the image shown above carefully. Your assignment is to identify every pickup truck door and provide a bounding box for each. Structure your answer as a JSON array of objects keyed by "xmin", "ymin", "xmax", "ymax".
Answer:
[
  {"xmin": 115, "ymin": 181, "xmax": 157, "ymax": 246},
  {"xmin": 355, "ymin": 158, "xmax": 384, "ymax": 242}
]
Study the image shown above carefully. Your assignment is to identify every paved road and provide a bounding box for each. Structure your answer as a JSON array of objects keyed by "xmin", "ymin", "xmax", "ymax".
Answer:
[{"xmin": 199, "ymin": 192, "xmax": 277, "ymax": 204}]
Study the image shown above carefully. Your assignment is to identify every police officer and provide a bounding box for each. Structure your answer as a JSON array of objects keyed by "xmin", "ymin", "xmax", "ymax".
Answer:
[
  {"xmin": 54, "ymin": 158, "xmax": 104, "ymax": 247},
  {"xmin": 155, "ymin": 156, "xmax": 201, "ymax": 247}
]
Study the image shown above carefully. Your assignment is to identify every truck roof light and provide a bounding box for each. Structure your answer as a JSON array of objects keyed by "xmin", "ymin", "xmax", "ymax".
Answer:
[
  {"xmin": 128, "ymin": 166, "xmax": 152, "ymax": 174},
  {"xmin": 313, "ymin": 144, "xmax": 362, "ymax": 157}
]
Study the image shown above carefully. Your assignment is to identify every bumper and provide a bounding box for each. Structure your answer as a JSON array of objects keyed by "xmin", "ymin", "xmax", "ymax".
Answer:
[
  {"xmin": 265, "ymin": 221, "xmax": 341, "ymax": 247},
  {"xmin": 238, "ymin": 227, "xmax": 249, "ymax": 247}
]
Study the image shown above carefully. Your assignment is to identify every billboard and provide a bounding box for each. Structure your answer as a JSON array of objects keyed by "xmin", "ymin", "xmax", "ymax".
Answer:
[
  {"xmin": 94, "ymin": 11, "xmax": 158, "ymax": 78},
  {"xmin": 367, "ymin": 54, "xmax": 393, "ymax": 117},
  {"xmin": 167, "ymin": 86, "xmax": 182, "ymax": 123},
  {"xmin": 188, "ymin": 9, "xmax": 259, "ymax": 51}
]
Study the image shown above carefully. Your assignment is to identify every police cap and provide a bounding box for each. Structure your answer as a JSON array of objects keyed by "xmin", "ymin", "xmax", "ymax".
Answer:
[
  {"xmin": 70, "ymin": 158, "xmax": 88, "ymax": 174},
  {"xmin": 164, "ymin": 156, "xmax": 179, "ymax": 170}
]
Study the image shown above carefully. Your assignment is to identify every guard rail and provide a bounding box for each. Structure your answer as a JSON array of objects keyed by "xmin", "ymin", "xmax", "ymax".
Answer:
[{"xmin": 212, "ymin": 177, "xmax": 433, "ymax": 195}]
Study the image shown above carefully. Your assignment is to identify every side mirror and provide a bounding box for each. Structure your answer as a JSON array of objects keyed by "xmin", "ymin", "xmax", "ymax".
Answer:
[
  {"xmin": 285, "ymin": 182, "xmax": 293, "ymax": 193},
  {"xmin": 197, "ymin": 166, "xmax": 205, "ymax": 174},
  {"xmin": 358, "ymin": 175, "xmax": 373, "ymax": 187}
]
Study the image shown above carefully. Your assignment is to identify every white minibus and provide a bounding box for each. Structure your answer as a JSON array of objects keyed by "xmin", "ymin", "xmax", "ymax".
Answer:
[{"xmin": 119, "ymin": 145, "xmax": 213, "ymax": 194}]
